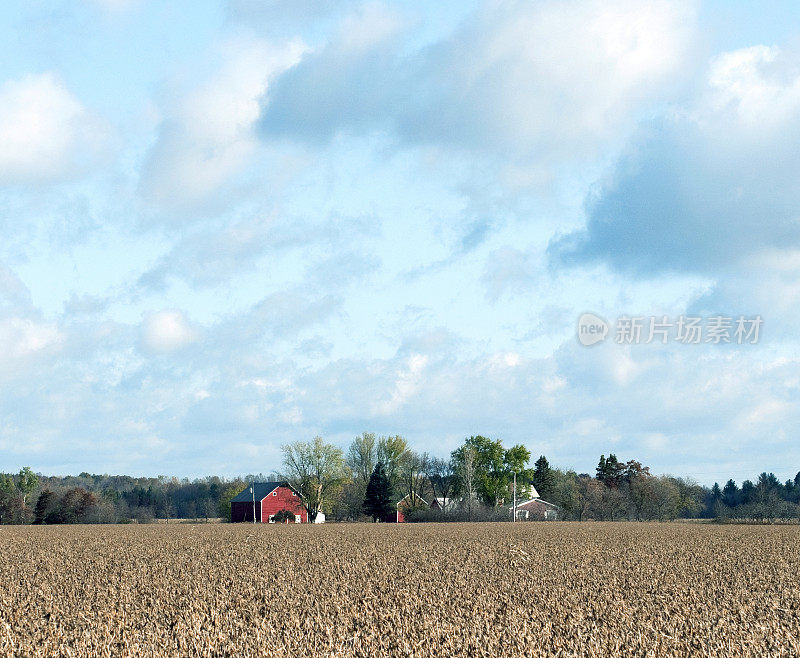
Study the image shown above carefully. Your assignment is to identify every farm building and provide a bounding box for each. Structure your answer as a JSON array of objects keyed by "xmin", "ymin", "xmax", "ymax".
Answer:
[
  {"xmin": 513, "ymin": 497, "xmax": 559, "ymax": 521},
  {"xmin": 230, "ymin": 481, "xmax": 308, "ymax": 523},
  {"xmin": 396, "ymin": 493, "xmax": 430, "ymax": 523}
]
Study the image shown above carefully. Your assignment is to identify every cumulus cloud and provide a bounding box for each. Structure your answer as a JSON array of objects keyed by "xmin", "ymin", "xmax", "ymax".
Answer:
[
  {"xmin": 550, "ymin": 44, "xmax": 800, "ymax": 276},
  {"xmin": 140, "ymin": 310, "xmax": 199, "ymax": 354},
  {"xmin": 260, "ymin": 0, "xmax": 695, "ymax": 165},
  {"xmin": 139, "ymin": 38, "xmax": 306, "ymax": 212},
  {"xmin": 0, "ymin": 73, "xmax": 110, "ymax": 184}
]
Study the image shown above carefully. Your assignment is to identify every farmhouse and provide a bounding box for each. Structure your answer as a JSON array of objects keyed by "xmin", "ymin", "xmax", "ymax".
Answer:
[
  {"xmin": 513, "ymin": 497, "xmax": 559, "ymax": 521},
  {"xmin": 230, "ymin": 481, "xmax": 308, "ymax": 523}
]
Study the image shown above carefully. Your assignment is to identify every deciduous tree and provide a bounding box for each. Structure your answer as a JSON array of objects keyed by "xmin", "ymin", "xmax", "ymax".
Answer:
[{"xmin": 282, "ymin": 437, "xmax": 347, "ymax": 522}]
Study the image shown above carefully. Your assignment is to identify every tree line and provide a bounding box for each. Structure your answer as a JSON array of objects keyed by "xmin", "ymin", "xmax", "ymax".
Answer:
[
  {"xmin": 1, "ymin": 437, "xmax": 798, "ymax": 524},
  {"xmin": 278, "ymin": 436, "xmax": 800, "ymax": 523},
  {"xmin": 0, "ymin": 469, "xmax": 253, "ymax": 525}
]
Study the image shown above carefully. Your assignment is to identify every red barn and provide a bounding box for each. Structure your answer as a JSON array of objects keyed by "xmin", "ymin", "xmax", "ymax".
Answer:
[{"xmin": 230, "ymin": 481, "xmax": 308, "ymax": 523}]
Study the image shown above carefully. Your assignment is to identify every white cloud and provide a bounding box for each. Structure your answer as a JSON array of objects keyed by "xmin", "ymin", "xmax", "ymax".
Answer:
[
  {"xmin": 140, "ymin": 310, "xmax": 199, "ymax": 353},
  {"xmin": 139, "ymin": 38, "xmax": 306, "ymax": 211},
  {"xmin": 0, "ymin": 73, "xmax": 110, "ymax": 184},
  {"xmin": 375, "ymin": 354, "xmax": 428, "ymax": 415},
  {"xmin": 261, "ymin": 0, "xmax": 695, "ymax": 165},
  {"xmin": 0, "ymin": 318, "xmax": 63, "ymax": 361}
]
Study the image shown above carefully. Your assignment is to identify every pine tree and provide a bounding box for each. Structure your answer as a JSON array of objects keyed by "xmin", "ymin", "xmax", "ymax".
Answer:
[
  {"xmin": 722, "ymin": 479, "xmax": 739, "ymax": 507},
  {"xmin": 596, "ymin": 454, "xmax": 623, "ymax": 487},
  {"xmin": 531, "ymin": 456, "xmax": 555, "ymax": 500},
  {"xmin": 363, "ymin": 463, "xmax": 394, "ymax": 522}
]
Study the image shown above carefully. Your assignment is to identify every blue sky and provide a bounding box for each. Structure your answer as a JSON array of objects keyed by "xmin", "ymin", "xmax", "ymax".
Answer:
[{"xmin": 1, "ymin": 0, "xmax": 800, "ymax": 484}]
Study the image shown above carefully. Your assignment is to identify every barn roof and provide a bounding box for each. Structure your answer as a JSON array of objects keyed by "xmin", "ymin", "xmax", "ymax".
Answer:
[{"xmin": 230, "ymin": 481, "xmax": 295, "ymax": 503}]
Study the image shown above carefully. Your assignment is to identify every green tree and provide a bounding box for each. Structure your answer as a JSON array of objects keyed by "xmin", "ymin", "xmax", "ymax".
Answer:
[
  {"xmin": 282, "ymin": 436, "xmax": 347, "ymax": 522},
  {"xmin": 347, "ymin": 432, "xmax": 378, "ymax": 493},
  {"xmin": 217, "ymin": 484, "xmax": 245, "ymax": 522},
  {"xmin": 34, "ymin": 490, "xmax": 55, "ymax": 524},
  {"xmin": 549, "ymin": 469, "xmax": 580, "ymax": 519},
  {"xmin": 451, "ymin": 436, "xmax": 532, "ymax": 506},
  {"xmin": 596, "ymin": 454, "xmax": 624, "ymax": 487},
  {"xmin": 722, "ymin": 479, "xmax": 739, "ymax": 507},
  {"xmin": 17, "ymin": 467, "xmax": 38, "ymax": 506},
  {"xmin": 377, "ymin": 435, "xmax": 409, "ymax": 496},
  {"xmin": 531, "ymin": 456, "xmax": 555, "ymax": 500},
  {"xmin": 0, "ymin": 474, "xmax": 23, "ymax": 524},
  {"xmin": 345, "ymin": 432, "xmax": 378, "ymax": 517},
  {"xmin": 272, "ymin": 509, "xmax": 296, "ymax": 523},
  {"xmin": 363, "ymin": 463, "xmax": 394, "ymax": 522}
]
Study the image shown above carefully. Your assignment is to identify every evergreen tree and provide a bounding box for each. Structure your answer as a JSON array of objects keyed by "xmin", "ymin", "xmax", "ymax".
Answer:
[
  {"xmin": 363, "ymin": 463, "xmax": 394, "ymax": 522},
  {"xmin": 740, "ymin": 480, "xmax": 755, "ymax": 504},
  {"xmin": 531, "ymin": 456, "xmax": 555, "ymax": 500},
  {"xmin": 596, "ymin": 454, "xmax": 624, "ymax": 487},
  {"xmin": 33, "ymin": 490, "xmax": 55, "ymax": 524},
  {"xmin": 722, "ymin": 479, "xmax": 739, "ymax": 507}
]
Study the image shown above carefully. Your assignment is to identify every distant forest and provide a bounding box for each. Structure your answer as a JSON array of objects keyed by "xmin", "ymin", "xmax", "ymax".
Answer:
[{"xmin": 1, "ymin": 434, "xmax": 799, "ymax": 524}]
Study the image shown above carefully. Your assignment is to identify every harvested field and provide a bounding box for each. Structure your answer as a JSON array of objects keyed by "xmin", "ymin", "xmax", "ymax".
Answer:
[{"xmin": 0, "ymin": 523, "xmax": 798, "ymax": 657}]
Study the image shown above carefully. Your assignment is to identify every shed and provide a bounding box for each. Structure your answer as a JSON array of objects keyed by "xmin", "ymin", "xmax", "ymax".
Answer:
[{"xmin": 230, "ymin": 481, "xmax": 308, "ymax": 523}]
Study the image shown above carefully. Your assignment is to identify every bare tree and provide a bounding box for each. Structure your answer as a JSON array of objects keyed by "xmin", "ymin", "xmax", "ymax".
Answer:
[
  {"xmin": 397, "ymin": 451, "xmax": 430, "ymax": 510},
  {"xmin": 575, "ymin": 476, "xmax": 603, "ymax": 521},
  {"xmin": 427, "ymin": 457, "xmax": 456, "ymax": 512},
  {"xmin": 457, "ymin": 446, "xmax": 478, "ymax": 521}
]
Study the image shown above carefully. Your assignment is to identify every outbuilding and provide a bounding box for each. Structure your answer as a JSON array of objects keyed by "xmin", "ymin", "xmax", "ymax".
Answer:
[{"xmin": 230, "ymin": 481, "xmax": 308, "ymax": 523}]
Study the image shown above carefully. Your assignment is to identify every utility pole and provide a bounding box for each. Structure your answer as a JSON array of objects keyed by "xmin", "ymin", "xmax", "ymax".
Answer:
[
  {"xmin": 251, "ymin": 485, "xmax": 256, "ymax": 524},
  {"xmin": 513, "ymin": 471, "xmax": 516, "ymax": 523}
]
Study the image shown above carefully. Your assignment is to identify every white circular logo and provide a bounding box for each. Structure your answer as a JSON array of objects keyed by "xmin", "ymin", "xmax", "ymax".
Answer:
[{"xmin": 577, "ymin": 313, "xmax": 609, "ymax": 346}]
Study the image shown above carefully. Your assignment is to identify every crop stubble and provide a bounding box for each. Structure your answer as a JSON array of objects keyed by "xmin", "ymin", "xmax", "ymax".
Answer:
[{"xmin": 0, "ymin": 523, "xmax": 798, "ymax": 657}]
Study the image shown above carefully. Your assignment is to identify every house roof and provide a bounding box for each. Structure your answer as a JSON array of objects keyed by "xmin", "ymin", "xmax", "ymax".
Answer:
[
  {"xmin": 515, "ymin": 498, "xmax": 559, "ymax": 509},
  {"xmin": 230, "ymin": 481, "xmax": 296, "ymax": 503}
]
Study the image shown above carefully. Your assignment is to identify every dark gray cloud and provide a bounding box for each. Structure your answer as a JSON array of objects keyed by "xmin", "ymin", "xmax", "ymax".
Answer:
[{"xmin": 550, "ymin": 121, "xmax": 800, "ymax": 275}]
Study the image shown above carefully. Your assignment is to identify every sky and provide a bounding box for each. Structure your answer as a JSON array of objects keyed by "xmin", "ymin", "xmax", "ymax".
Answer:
[{"xmin": 1, "ymin": 0, "xmax": 800, "ymax": 484}]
